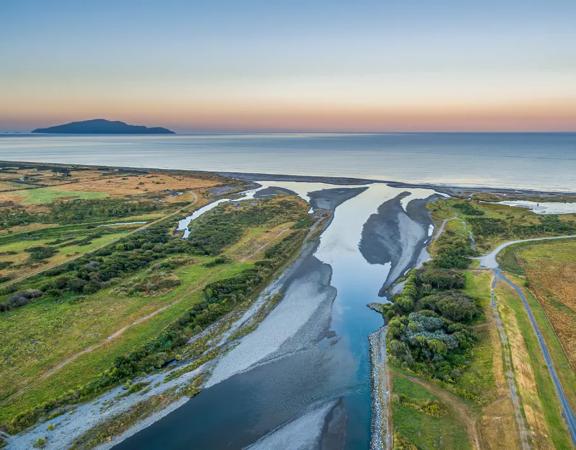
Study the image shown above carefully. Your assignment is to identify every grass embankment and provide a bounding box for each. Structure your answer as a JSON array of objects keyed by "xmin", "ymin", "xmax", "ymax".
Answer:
[
  {"xmin": 0, "ymin": 191, "xmax": 309, "ymax": 433},
  {"xmin": 500, "ymin": 239, "xmax": 576, "ymax": 373},
  {"xmin": 498, "ymin": 239, "xmax": 576, "ymax": 439},
  {"xmin": 495, "ymin": 280, "xmax": 572, "ymax": 449}
]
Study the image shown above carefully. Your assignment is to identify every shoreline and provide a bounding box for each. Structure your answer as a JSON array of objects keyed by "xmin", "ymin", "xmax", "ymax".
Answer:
[{"xmin": 2, "ymin": 159, "xmax": 576, "ymax": 197}]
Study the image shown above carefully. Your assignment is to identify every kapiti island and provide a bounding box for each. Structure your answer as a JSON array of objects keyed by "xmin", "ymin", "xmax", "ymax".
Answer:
[{"xmin": 32, "ymin": 119, "xmax": 175, "ymax": 135}]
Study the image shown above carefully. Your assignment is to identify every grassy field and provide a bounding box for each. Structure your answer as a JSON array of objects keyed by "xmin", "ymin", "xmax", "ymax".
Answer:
[
  {"xmin": 428, "ymin": 197, "xmax": 576, "ymax": 252},
  {"xmin": 17, "ymin": 187, "xmax": 109, "ymax": 205},
  {"xmin": 391, "ymin": 369, "xmax": 472, "ymax": 449},
  {"xmin": 0, "ymin": 256, "xmax": 251, "ymax": 424},
  {"xmin": 0, "ymin": 225, "xmax": 138, "ymax": 284},
  {"xmin": 0, "ymin": 164, "xmax": 224, "ymax": 204}
]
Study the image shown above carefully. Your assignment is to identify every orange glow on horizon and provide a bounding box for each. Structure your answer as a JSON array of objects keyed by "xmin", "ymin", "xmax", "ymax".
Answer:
[{"xmin": 2, "ymin": 96, "xmax": 575, "ymax": 132}]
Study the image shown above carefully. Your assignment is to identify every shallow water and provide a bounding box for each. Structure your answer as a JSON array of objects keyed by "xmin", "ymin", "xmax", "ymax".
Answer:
[
  {"xmin": 1, "ymin": 132, "xmax": 576, "ymax": 191},
  {"xmin": 496, "ymin": 200, "xmax": 576, "ymax": 214}
]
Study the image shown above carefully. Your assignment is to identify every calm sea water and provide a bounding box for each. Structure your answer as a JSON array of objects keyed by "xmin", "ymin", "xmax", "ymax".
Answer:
[{"xmin": 0, "ymin": 132, "xmax": 575, "ymax": 191}]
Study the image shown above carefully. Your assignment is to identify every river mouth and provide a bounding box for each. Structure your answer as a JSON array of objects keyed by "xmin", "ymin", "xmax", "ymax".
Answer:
[{"xmin": 114, "ymin": 181, "xmax": 437, "ymax": 450}]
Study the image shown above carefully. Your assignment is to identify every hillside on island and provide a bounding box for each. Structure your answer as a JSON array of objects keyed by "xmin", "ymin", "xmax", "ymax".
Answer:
[{"xmin": 32, "ymin": 119, "xmax": 175, "ymax": 134}]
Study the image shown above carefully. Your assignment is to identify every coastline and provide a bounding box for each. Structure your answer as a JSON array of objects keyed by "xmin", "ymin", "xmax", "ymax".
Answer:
[{"xmin": 3, "ymin": 159, "xmax": 576, "ymax": 198}]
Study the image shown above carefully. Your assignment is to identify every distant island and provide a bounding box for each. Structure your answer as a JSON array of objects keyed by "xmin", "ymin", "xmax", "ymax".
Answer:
[{"xmin": 32, "ymin": 119, "xmax": 175, "ymax": 134}]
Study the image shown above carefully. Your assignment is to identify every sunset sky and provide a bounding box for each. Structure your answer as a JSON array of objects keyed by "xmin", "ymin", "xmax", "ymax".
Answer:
[{"xmin": 1, "ymin": 0, "xmax": 576, "ymax": 132}]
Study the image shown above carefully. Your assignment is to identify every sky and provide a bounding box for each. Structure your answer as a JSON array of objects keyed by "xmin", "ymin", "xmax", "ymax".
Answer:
[{"xmin": 1, "ymin": 0, "xmax": 576, "ymax": 132}]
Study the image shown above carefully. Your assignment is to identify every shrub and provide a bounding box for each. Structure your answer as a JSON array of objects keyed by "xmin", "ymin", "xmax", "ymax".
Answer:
[
  {"xmin": 26, "ymin": 246, "xmax": 56, "ymax": 261},
  {"xmin": 453, "ymin": 202, "xmax": 484, "ymax": 216}
]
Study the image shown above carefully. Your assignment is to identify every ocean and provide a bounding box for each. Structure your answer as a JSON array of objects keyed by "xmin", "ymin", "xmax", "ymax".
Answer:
[{"xmin": 1, "ymin": 132, "xmax": 575, "ymax": 191}]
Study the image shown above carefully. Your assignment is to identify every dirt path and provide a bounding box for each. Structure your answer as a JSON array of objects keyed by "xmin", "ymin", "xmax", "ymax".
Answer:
[
  {"xmin": 431, "ymin": 217, "xmax": 453, "ymax": 242},
  {"xmin": 431, "ymin": 216, "xmax": 465, "ymax": 243},
  {"xmin": 399, "ymin": 373, "xmax": 481, "ymax": 450},
  {"xmin": 238, "ymin": 227, "xmax": 292, "ymax": 262}
]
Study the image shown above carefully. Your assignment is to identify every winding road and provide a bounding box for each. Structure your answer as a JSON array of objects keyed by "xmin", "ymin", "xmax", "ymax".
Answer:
[{"xmin": 480, "ymin": 235, "xmax": 576, "ymax": 446}]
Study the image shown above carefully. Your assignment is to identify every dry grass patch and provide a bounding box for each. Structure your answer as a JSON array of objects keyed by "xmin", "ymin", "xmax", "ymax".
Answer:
[
  {"xmin": 514, "ymin": 240, "xmax": 576, "ymax": 370},
  {"xmin": 57, "ymin": 172, "xmax": 221, "ymax": 197},
  {"xmin": 497, "ymin": 283, "xmax": 557, "ymax": 449},
  {"xmin": 224, "ymin": 222, "xmax": 295, "ymax": 262},
  {"xmin": 475, "ymin": 275, "xmax": 522, "ymax": 450}
]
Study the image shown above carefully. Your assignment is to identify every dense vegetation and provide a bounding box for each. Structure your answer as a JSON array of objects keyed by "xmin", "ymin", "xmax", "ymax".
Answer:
[
  {"xmin": 0, "ymin": 198, "xmax": 305, "ymax": 312},
  {"xmin": 1, "ymin": 198, "xmax": 159, "ymax": 230},
  {"xmin": 385, "ymin": 233, "xmax": 480, "ymax": 382},
  {"xmin": 432, "ymin": 229, "xmax": 476, "ymax": 269},
  {"xmin": 452, "ymin": 202, "xmax": 484, "ymax": 216},
  {"xmin": 1, "ymin": 207, "xmax": 38, "ymax": 229},
  {"xmin": 468, "ymin": 213, "xmax": 576, "ymax": 240},
  {"xmin": 187, "ymin": 198, "xmax": 303, "ymax": 255},
  {"xmin": 48, "ymin": 198, "xmax": 159, "ymax": 224}
]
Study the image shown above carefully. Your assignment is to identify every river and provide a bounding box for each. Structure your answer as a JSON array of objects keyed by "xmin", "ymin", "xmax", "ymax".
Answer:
[{"xmin": 113, "ymin": 181, "xmax": 437, "ymax": 450}]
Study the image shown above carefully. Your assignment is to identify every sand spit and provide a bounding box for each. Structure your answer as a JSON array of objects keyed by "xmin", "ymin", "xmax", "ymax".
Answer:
[
  {"xmin": 359, "ymin": 190, "xmax": 437, "ymax": 295},
  {"xmin": 253, "ymin": 180, "xmax": 369, "ymax": 205},
  {"xmin": 7, "ymin": 363, "xmax": 207, "ymax": 450},
  {"xmin": 246, "ymin": 400, "xmax": 338, "ymax": 450},
  {"xmin": 309, "ymin": 186, "xmax": 369, "ymax": 210},
  {"xmin": 495, "ymin": 200, "xmax": 576, "ymax": 215},
  {"xmin": 206, "ymin": 257, "xmax": 337, "ymax": 387}
]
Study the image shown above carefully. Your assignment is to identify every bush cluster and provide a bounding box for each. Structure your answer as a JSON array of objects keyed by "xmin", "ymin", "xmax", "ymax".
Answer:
[
  {"xmin": 452, "ymin": 202, "xmax": 484, "ymax": 216},
  {"xmin": 1, "ymin": 198, "xmax": 160, "ymax": 231},
  {"xmin": 385, "ymin": 266, "xmax": 480, "ymax": 382},
  {"xmin": 468, "ymin": 214, "xmax": 576, "ymax": 240},
  {"xmin": 433, "ymin": 230, "xmax": 475, "ymax": 269}
]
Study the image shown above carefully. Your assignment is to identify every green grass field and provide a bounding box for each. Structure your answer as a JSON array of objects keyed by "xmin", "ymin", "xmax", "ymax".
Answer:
[
  {"xmin": 17, "ymin": 186, "xmax": 108, "ymax": 205},
  {"xmin": 0, "ymin": 226, "xmax": 136, "ymax": 285},
  {"xmin": 429, "ymin": 198, "xmax": 576, "ymax": 252},
  {"xmin": 391, "ymin": 370, "xmax": 472, "ymax": 449},
  {"xmin": 447, "ymin": 271, "xmax": 496, "ymax": 407}
]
